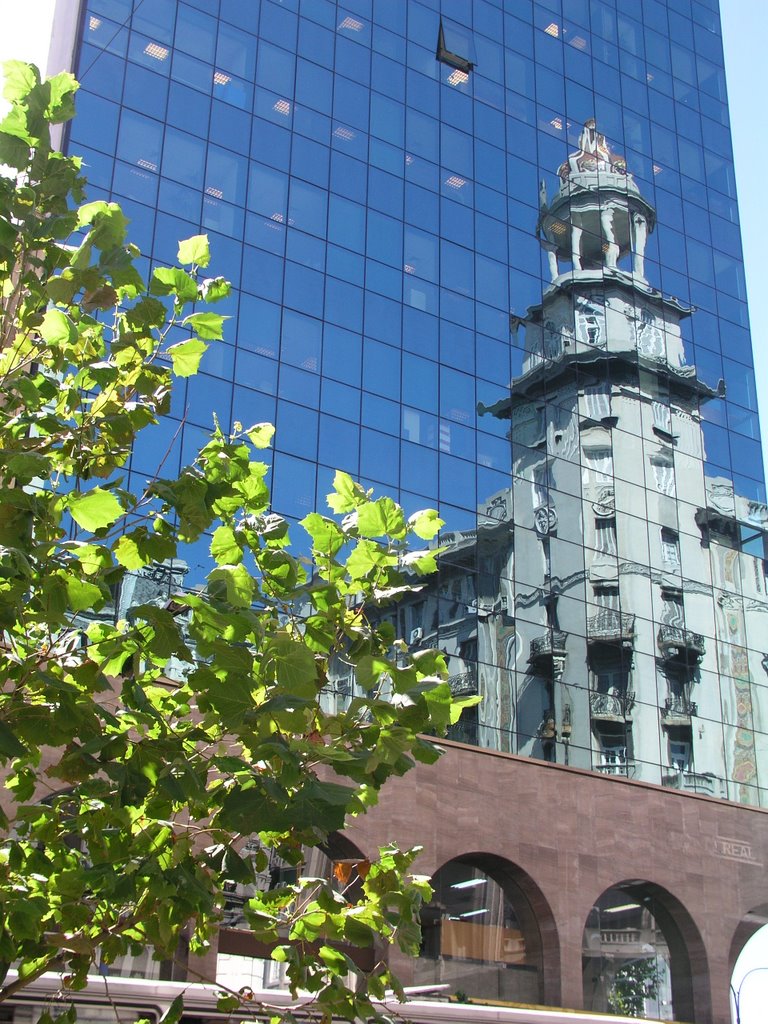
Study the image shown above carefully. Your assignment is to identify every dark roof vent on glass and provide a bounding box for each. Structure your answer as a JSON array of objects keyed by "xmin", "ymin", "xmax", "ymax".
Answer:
[{"xmin": 436, "ymin": 20, "xmax": 475, "ymax": 74}]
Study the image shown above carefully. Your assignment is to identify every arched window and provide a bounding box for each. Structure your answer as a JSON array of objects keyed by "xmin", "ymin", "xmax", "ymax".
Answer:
[
  {"xmin": 583, "ymin": 883, "xmax": 695, "ymax": 1020},
  {"xmin": 416, "ymin": 857, "xmax": 544, "ymax": 1004}
]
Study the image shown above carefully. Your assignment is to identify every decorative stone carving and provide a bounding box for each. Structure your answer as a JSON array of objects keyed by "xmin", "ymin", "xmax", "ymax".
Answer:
[
  {"xmin": 632, "ymin": 210, "xmax": 648, "ymax": 279},
  {"xmin": 484, "ymin": 494, "xmax": 510, "ymax": 522},
  {"xmin": 563, "ymin": 119, "xmax": 627, "ymax": 179},
  {"xmin": 533, "ymin": 504, "xmax": 558, "ymax": 535},
  {"xmin": 708, "ymin": 482, "xmax": 735, "ymax": 515},
  {"xmin": 593, "ymin": 487, "xmax": 616, "ymax": 518}
]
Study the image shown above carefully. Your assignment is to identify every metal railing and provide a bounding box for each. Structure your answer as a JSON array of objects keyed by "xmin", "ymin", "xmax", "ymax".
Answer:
[
  {"xmin": 587, "ymin": 610, "xmax": 635, "ymax": 644},
  {"xmin": 448, "ymin": 668, "xmax": 477, "ymax": 696},
  {"xmin": 661, "ymin": 695, "xmax": 698, "ymax": 719},
  {"xmin": 529, "ymin": 630, "xmax": 568, "ymax": 664},
  {"xmin": 590, "ymin": 690, "xmax": 636, "ymax": 719},
  {"xmin": 657, "ymin": 624, "xmax": 705, "ymax": 661}
]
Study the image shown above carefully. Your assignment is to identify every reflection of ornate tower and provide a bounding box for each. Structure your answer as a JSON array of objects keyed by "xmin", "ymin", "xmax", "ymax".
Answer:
[
  {"xmin": 539, "ymin": 120, "xmax": 656, "ymax": 281},
  {"xmin": 470, "ymin": 121, "xmax": 766, "ymax": 798}
]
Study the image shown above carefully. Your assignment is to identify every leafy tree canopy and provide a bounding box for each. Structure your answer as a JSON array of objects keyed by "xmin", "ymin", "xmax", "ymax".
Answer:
[{"xmin": 0, "ymin": 62, "xmax": 477, "ymax": 1021}]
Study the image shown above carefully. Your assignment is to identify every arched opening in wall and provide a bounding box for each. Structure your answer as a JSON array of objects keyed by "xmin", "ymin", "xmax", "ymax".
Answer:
[
  {"xmin": 217, "ymin": 833, "xmax": 370, "ymax": 990},
  {"xmin": 729, "ymin": 907, "xmax": 768, "ymax": 1024},
  {"xmin": 583, "ymin": 882, "xmax": 704, "ymax": 1022},
  {"xmin": 415, "ymin": 854, "xmax": 552, "ymax": 1005}
]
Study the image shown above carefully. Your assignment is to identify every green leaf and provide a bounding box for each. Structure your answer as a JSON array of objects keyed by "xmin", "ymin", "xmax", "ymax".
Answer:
[
  {"xmin": 159, "ymin": 996, "xmax": 184, "ymax": 1024},
  {"xmin": 0, "ymin": 104, "xmax": 33, "ymax": 145},
  {"xmin": 0, "ymin": 721, "xmax": 27, "ymax": 759},
  {"xmin": 183, "ymin": 311, "xmax": 227, "ymax": 340},
  {"xmin": 78, "ymin": 201, "xmax": 129, "ymax": 249},
  {"xmin": 113, "ymin": 535, "xmax": 145, "ymax": 570},
  {"xmin": 45, "ymin": 71, "xmax": 79, "ymax": 122},
  {"xmin": 68, "ymin": 488, "xmax": 123, "ymax": 532},
  {"xmin": 449, "ymin": 694, "xmax": 482, "ymax": 725},
  {"xmin": 177, "ymin": 234, "xmax": 211, "ymax": 267},
  {"xmin": 167, "ymin": 338, "xmax": 207, "ymax": 378},
  {"xmin": 219, "ymin": 777, "xmax": 352, "ymax": 833},
  {"xmin": 301, "ymin": 513, "xmax": 346, "ymax": 557},
  {"xmin": 2, "ymin": 61, "xmax": 39, "ymax": 103},
  {"xmin": 210, "ymin": 525, "xmax": 242, "ymax": 565},
  {"xmin": 133, "ymin": 605, "xmax": 190, "ymax": 661},
  {"xmin": 408, "ymin": 508, "xmax": 444, "ymax": 540},
  {"xmin": 0, "ymin": 131, "xmax": 30, "ymax": 169},
  {"xmin": 113, "ymin": 529, "xmax": 175, "ymax": 570},
  {"xmin": 423, "ymin": 681, "xmax": 453, "ymax": 732},
  {"xmin": 357, "ymin": 497, "xmax": 406, "ymax": 540},
  {"xmin": 39, "ymin": 308, "xmax": 76, "ymax": 347},
  {"xmin": 200, "ymin": 276, "xmax": 230, "ymax": 301},
  {"xmin": 327, "ymin": 471, "xmax": 367, "ymax": 514},
  {"xmin": 150, "ymin": 266, "xmax": 199, "ymax": 303},
  {"xmin": 356, "ymin": 655, "xmax": 393, "ymax": 690},
  {"xmin": 245, "ymin": 423, "xmax": 275, "ymax": 448},
  {"xmin": 64, "ymin": 574, "xmax": 105, "ymax": 612},
  {"xmin": 262, "ymin": 634, "xmax": 318, "ymax": 697},
  {"xmin": 208, "ymin": 563, "xmax": 255, "ymax": 607},
  {"xmin": 318, "ymin": 945, "xmax": 349, "ymax": 974}
]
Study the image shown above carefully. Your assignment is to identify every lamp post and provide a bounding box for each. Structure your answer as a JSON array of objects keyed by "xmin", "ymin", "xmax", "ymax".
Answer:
[{"xmin": 730, "ymin": 966, "xmax": 768, "ymax": 1024}]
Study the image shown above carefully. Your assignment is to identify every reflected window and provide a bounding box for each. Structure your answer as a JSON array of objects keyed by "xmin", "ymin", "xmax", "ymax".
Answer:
[
  {"xmin": 660, "ymin": 593, "xmax": 684, "ymax": 628},
  {"xmin": 660, "ymin": 529, "xmax": 680, "ymax": 568},
  {"xmin": 583, "ymin": 384, "xmax": 611, "ymax": 422},
  {"xmin": 582, "ymin": 444, "xmax": 614, "ymax": 485},
  {"xmin": 652, "ymin": 401, "xmax": 673, "ymax": 438},
  {"xmin": 669, "ymin": 737, "xmax": 691, "ymax": 773},
  {"xmin": 575, "ymin": 299, "xmax": 604, "ymax": 347},
  {"xmin": 596, "ymin": 728, "xmax": 630, "ymax": 775},
  {"xmin": 637, "ymin": 309, "xmax": 665, "ymax": 357},
  {"xmin": 595, "ymin": 518, "xmax": 618, "ymax": 556},
  {"xmin": 650, "ymin": 452, "xmax": 675, "ymax": 496}
]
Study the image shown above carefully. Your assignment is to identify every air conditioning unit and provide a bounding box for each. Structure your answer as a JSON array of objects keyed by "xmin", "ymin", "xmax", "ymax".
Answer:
[{"xmin": 410, "ymin": 627, "xmax": 423, "ymax": 644}]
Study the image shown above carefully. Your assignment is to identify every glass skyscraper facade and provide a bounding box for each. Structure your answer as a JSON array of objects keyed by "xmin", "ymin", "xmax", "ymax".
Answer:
[{"xmin": 64, "ymin": 0, "xmax": 768, "ymax": 809}]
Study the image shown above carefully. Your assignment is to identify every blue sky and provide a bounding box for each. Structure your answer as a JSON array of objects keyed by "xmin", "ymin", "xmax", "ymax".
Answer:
[
  {"xmin": 1, "ymin": 3, "xmax": 767, "ymax": 1020},
  {"xmin": 720, "ymin": 4, "xmax": 768, "ymax": 1002}
]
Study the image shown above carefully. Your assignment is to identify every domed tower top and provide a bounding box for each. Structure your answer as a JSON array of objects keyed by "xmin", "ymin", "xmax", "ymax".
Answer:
[{"xmin": 538, "ymin": 120, "xmax": 656, "ymax": 282}]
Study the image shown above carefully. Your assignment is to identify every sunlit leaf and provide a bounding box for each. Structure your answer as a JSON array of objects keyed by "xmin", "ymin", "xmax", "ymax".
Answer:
[
  {"xmin": 68, "ymin": 488, "xmax": 123, "ymax": 532},
  {"xmin": 177, "ymin": 234, "xmax": 211, "ymax": 267},
  {"xmin": 167, "ymin": 337, "xmax": 207, "ymax": 377}
]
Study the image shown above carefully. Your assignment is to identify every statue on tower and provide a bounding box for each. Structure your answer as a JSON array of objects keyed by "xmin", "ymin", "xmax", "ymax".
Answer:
[{"xmin": 559, "ymin": 119, "xmax": 630, "ymax": 182}]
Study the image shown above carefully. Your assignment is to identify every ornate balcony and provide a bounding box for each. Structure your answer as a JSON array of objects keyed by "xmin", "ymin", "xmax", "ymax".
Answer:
[
  {"xmin": 590, "ymin": 690, "xmax": 636, "ymax": 720},
  {"xmin": 587, "ymin": 610, "xmax": 635, "ymax": 648},
  {"xmin": 657, "ymin": 625, "xmax": 705, "ymax": 664},
  {"xmin": 528, "ymin": 629, "xmax": 568, "ymax": 672},
  {"xmin": 448, "ymin": 668, "xmax": 477, "ymax": 697},
  {"xmin": 662, "ymin": 770, "xmax": 718, "ymax": 796},
  {"xmin": 661, "ymin": 695, "xmax": 698, "ymax": 722}
]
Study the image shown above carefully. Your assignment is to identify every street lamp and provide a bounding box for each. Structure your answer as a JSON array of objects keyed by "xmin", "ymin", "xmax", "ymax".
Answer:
[{"xmin": 730, "ymin": 966, "xmax": 768, "ymax": 1024}]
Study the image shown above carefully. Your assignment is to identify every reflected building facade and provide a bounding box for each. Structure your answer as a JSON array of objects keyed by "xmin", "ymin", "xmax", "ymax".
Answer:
[
  {"xmin": 387, "ymin": 120, "xmax": 768, "ymax": 804},
  {"xmin": 45, "ymin": 0, "xmax": 768, "ymax": 1020}
]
